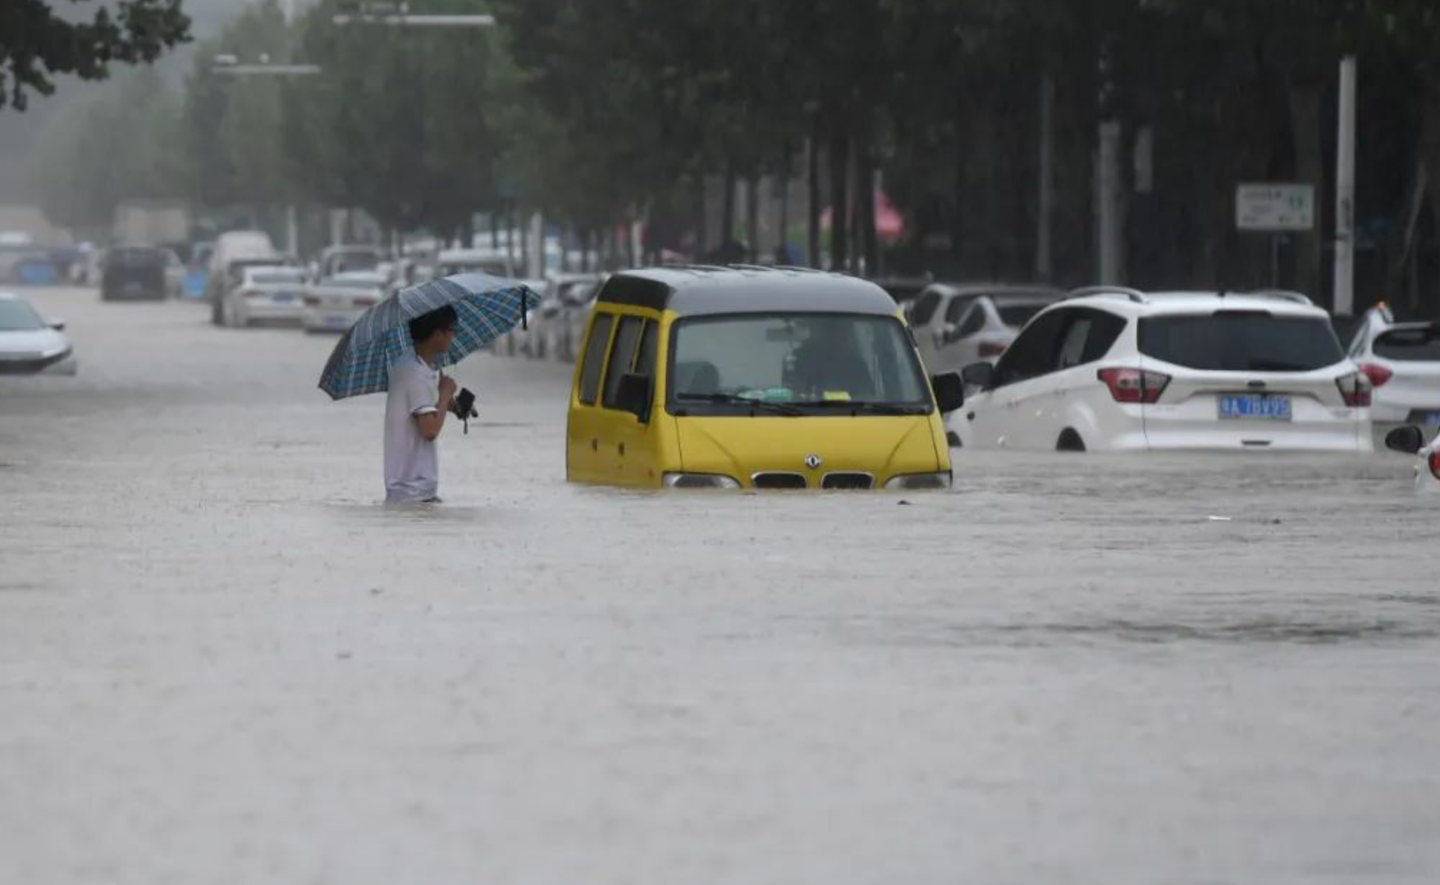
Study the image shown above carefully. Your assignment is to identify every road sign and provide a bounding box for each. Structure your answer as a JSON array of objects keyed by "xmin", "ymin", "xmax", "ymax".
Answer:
[{"xmin": 1236, "ymin": 183, "xmax": 1316, "ymax": 232}]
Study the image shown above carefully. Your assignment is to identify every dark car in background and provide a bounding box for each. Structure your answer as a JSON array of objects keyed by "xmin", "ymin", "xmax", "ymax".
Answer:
[{"xmin": 101, "ymin": 247, "xmax": 169, "ymax": 301}]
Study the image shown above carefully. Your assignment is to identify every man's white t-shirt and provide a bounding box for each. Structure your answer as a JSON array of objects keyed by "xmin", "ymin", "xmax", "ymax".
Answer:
[{"xmin": 384, "ymin": 355, "xmax": 440, "ymax": 503}]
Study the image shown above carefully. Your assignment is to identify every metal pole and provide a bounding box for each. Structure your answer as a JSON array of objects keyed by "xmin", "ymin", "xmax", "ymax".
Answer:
[
  {"xmin": 1334, "ymin": 55, "xmax": 1357, "ymax": 316},
  {"xmin": 1097, "ymin": 121, "xmax": 1123, "ymax": 285},
  {"xmin": 1036, "ymin": 75, "xmax": 1056, "ymax": 281}
]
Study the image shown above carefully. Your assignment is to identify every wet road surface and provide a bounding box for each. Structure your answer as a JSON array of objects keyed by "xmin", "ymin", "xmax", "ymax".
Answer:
[{"xmin": 3, "ymin": 287, "xmax": 1439, "ymax": 884}]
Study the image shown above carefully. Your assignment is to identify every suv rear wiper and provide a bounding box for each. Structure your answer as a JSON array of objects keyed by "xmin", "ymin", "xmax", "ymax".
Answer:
[
  {"xmin": 788, "ymin": 400, "xmax": 929, "ymax": 416},
  {"xmin": 675, "ymin": 393, "xmax": 803, "ymax": 416}
]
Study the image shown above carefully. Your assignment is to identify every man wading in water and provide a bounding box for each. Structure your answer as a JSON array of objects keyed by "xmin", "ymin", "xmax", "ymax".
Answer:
[{"xmin": 384, "ymin": 306, "xmax": 458, "ymax": 504}]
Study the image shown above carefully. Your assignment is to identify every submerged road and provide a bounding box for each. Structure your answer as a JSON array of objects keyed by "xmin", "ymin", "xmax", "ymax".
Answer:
[{"xmin": 2, "ymin": 286, "xmax": 1438, "ymax": 884}]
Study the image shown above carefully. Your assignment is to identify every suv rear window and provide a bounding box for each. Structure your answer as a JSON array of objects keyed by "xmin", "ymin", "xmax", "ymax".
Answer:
[
  {"xmin": 1375, "ymin": 326, "xmax": 1440, "ymax": 362},
  {"xmin": 1140, "ymin": 312, "xmax": 1344, "ymax": 372}
]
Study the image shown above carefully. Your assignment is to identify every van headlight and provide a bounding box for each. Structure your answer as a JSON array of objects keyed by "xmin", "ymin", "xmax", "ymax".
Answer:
[
  {"xmin": 884, "ymin": 472, "xmax": 953, "ymax": 490},
  {"xmin": 662, "ymin": 473, "xmax": 741, "ymax": 489}
]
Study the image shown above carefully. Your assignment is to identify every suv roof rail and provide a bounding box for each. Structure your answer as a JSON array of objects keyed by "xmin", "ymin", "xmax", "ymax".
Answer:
[
  {"xmin": 1065, "ymin": 285, "xmax": 1147, "ymax": 304},
  {"xmin": 1247, "ymin": 289, "xmax": 1315, "ymax": 306},
  {"xmin": 772, "ymin": 265, "xmax": 829, "ymax": 275}
]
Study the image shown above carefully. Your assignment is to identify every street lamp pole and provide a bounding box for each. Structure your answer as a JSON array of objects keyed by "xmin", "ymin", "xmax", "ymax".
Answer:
[{"xmin": 211, "ymin": 55, "xmax": 322, "ymax": 255}]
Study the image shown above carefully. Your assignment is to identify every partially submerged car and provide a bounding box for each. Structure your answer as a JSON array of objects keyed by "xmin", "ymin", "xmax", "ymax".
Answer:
[
  {"xmin": 101, "ymin": 246, "xmax": 169, "ymax": 301},
  {"xmin": 0, "ymin": 291, "xmax": 76, "ymax": 376},
  {"xmin": 1384, "ymin": 425, "xmax": 1440, "ymax": 492},
  {"xmin": 566, "ymin": 266, "xmax": 964, "ymax": 490}
]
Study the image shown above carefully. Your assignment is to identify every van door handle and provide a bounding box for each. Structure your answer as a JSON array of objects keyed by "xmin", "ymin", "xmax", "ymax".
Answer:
[
  {"xmin": 590, "ymin": 438, "xmax": 598, "ymax": 452},
  {"xmin": 618, "ymin": 442, "xmax": 626, "ymax": 457}
]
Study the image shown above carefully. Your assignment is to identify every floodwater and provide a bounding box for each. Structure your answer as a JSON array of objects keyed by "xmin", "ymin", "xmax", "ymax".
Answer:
[{"xmin": 2, "ymin": 287, "xmax": 1438, "ymax": 885}]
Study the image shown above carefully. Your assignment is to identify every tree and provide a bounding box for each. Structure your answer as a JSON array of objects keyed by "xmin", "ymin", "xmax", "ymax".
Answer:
[{"xmin": 1, "ymin": 0, "xmax": 190, "ymax": 111}]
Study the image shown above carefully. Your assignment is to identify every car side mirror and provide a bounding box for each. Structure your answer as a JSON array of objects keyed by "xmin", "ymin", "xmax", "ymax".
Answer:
[
  {"xmin": 961, "ymin": 361, "xmax": 995, "ymax": 390},
  {"xmin": 49, "ymin": 319, "xmax": 65, "ymax": 331},
  {"xmin": 931, "ymin": 372, "xmax": 965, "ymax": 413},
  {"xmin": 615, "ymin": 373, "xmax": 653, "ymax": 423},
  {"xmin": 1385, "ymin": 425, "xmax": 1425, "ymax": 455}
]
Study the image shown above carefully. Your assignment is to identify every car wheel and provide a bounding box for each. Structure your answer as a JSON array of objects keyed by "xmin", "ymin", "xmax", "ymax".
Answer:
[{"xmin": 1056, "ymin": 429, "xmax": 1087, "ymax": 453}]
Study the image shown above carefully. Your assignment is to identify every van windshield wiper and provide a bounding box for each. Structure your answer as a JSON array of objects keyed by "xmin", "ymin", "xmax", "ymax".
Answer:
[
  {"xmin": 788, "ymin": 400, "xmax": 930, "ymax": 416},
  {"xmin": 675, "ymin": 393, "xmax": 803, "ymax": 416}
]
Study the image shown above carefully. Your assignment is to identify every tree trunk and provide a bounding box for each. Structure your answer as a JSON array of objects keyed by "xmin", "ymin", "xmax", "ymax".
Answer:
[
  {"xmin": 721, "ymin": 164, "xmax": 737, "ymax": 248},
  {"xmin": 777, "ymin": 142, "xmax": 791, "ymax": 264},
  {"xmin": 693, "ymin": 173, "xmax": 708, "ymax": 260},
  {"xmin": 807, "ymin": 130, "xmax": 821, "ymax": 268},
  {"xmin": 1289, "ymin": 84, "xmax": 1326, "ymax": 297},
  {"xmin": 858, "ymin": 148, "xmax": 878, "ymax": 276},
  {"xmin": 745, "ymin": 174, "xmax": 760, "ymax": 263},
  {"xmin": 829, "ymin": 129, "xmax": 850, "ymax": 272}
]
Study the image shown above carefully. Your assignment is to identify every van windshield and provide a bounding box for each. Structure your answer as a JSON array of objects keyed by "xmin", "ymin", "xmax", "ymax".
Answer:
[{"xmin": 669, "ymin": 313, "xmax": 931, "ymax": 414}]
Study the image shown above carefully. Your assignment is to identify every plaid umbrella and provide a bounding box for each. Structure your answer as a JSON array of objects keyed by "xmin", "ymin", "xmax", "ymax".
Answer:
[{"xmin": 318, "ymin": 273, "xmax": 541, "ymax": 401}]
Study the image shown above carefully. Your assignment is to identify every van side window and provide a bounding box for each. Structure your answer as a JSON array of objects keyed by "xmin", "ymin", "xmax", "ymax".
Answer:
[
  {"xmin": 578, "ymin": 314, "xmax": 615, "ymax": 406},
  {"xmin": 633, "ymin": 320, "xmax": 658, "ymax": 377},
  {"xmin": 602, "ymin": 316, "xmax": 646, "ymax": 409}
]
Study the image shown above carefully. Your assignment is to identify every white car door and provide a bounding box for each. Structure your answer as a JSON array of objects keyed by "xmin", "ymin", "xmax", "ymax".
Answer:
[
  {"xmin": 932, "ymin": 297, "xmax": 983, "ymax": 374},
  {"xmin": 1044, "ymin": 308, "xmax": 1130, "ymax": 449}
]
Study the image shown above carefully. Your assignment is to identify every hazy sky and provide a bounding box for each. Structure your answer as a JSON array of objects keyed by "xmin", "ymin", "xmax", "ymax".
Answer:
[{"xmin": 0, "ymin": 0, "xmax": 290, "ymax": 201}]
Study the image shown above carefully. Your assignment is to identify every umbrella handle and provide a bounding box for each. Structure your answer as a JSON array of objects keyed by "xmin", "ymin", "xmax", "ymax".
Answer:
[{"xmin": 521, "ymin": 290, "xmax": 528, "ymax": 331}]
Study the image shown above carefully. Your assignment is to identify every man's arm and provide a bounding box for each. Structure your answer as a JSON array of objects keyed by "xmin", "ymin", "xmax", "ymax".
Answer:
[{"xmin": 414, "ymin": 375, "xmax": 457, "ymax": 441}]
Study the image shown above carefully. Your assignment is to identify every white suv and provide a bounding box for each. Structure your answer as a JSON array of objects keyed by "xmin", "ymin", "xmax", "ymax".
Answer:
[
  {"xmin": 1347, "ymin": 305, "xmax": 1440, "ymax": 429},
  {"xmin": 951, "ymin": 288, "xmax": 1374, "ymax": 453}
]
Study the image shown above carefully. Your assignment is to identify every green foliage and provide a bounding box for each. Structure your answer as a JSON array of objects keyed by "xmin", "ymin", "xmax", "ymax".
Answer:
[{"xmin": 0, "ymin": 0, "xmax": 190, "ymax": 111}]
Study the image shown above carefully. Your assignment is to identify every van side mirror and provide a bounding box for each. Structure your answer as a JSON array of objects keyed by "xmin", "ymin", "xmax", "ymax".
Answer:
[
  {"xmin": 1385, "ymin": 425, "xmax": 1425, "ymax": 455},
  {"xmin": 930, "ymin": 372, "xmax": 965, "ymax": 414},
  {"xmin": 615, "ymin": 373, "xmax": 653, "ymax": 423},
  {"xmin": 49, "ymin": 319, "xmax": 66, "ymax": 332},
  {"xmin": 961, "ymin": 361, "xmax": 995, "ymax": 390}
]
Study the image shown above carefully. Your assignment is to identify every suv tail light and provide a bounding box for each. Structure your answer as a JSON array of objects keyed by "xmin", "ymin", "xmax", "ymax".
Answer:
[
  {"xmin": 1430, "ymin": 450, "xmax": 1440, "ymax": 482},
  {"xmin": 1358, "ymin": 362, "xmax": 1393, "ymax": 388},
  {"xmin": 979, "ymin": 341, "xmax": 1008, "ymax": 359},
  {"xmin": 1335, "ymin": 371, "xmax": 1373, "ymax": 407},
  {"xmin": 1098, "ymin": 367, "xmax": 1170, "ymax": 404},
  {"xmin": 240, "ymin": 288, "xmax": 262, "ymax": 300},
  {"xmin": 302, "ymin": 295, "xmax": 321, "ymax": 307}
]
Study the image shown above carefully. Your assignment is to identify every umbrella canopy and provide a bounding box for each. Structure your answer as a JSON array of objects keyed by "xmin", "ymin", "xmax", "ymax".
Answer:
[{"xmin": 318, "ymin": 273, "xmax": 540, "ymax": 401}]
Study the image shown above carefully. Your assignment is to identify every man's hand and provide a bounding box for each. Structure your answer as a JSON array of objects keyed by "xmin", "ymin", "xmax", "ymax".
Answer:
[{"xmin": 438, "ymin": 375, "xmax": 458, "ymax": 400}]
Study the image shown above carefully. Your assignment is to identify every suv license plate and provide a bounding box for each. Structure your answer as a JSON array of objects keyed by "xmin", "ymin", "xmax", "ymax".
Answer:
[{"xmin": 1218, "ymin": 394, "xmax": 1292, "ymax": 421}]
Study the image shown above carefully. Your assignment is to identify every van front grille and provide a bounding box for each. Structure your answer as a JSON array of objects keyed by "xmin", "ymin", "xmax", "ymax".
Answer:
[
  {"xmin": 751, "ymin": 472, "xmax": 809, "ymax": 490},
  {"xmin": 822, "ymin": 473, "xmax": 874, "ymax": 490}
]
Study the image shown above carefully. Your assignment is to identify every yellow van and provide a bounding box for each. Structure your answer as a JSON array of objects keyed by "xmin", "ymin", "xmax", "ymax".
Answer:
[{"xmin": 565, "ymin": 266, "xmax": 966, "ymax": 490}]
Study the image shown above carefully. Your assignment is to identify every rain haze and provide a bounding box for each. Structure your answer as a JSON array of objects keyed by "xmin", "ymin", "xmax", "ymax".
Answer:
[{"xmin": 2, "ymin": 2, "xmax": 1439, "ymax": 884}]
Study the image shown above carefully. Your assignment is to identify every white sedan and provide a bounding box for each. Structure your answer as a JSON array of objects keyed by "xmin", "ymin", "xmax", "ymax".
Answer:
[
  {"xmin": 222, "ymin": 266, "xmax": 309, "ymax": 328},
  {"xmin": 1384, "ymin": 426, "xmax": 1440, "ymax": 492},
  {"xmin": 302, "ymin": 271, "xmax": 389, "ymax": 334},
  {"xmin": 0, "ymin": 291, "xmax": 77, "ymax": 376}
]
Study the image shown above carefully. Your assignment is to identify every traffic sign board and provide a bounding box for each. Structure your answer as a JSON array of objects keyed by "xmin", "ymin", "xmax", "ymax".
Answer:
[{"xmin": 1236, "ymin": 183, "xmax": 1316, "ymax": 232}]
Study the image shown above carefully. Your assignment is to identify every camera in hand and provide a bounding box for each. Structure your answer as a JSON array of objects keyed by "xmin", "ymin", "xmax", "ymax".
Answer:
[{"xmin": 449, "ymin": 387, "xmax": 478, "ymax": 433}]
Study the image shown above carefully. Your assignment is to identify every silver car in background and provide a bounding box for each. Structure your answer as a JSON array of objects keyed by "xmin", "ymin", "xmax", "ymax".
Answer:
[
  {"xmin": 907, "ymin": 283, "xmax": 1062, "ymax": 374},
  {"xmin": 302, "ymin": 271, "xmax": 390, "ymax": 334}
]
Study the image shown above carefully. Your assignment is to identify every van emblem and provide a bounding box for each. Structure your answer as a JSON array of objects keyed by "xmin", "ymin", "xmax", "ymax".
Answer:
[{"xmin": 804, "ymin": 454, "xmax": 823, "ymax": 470}]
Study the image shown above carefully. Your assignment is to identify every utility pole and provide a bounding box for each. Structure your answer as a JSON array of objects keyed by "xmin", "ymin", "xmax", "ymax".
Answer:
[
  {"xmin": 1333, "ymin": 56, "xmax": 1358, "ymax": 316},
  {"xmin": 1036, "ymin": 74, "xmax": 1056, "ymax": 281},
  {"xmin": 1095, "ymin": 44, "xmax": 1124, "ymax": 286}
]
